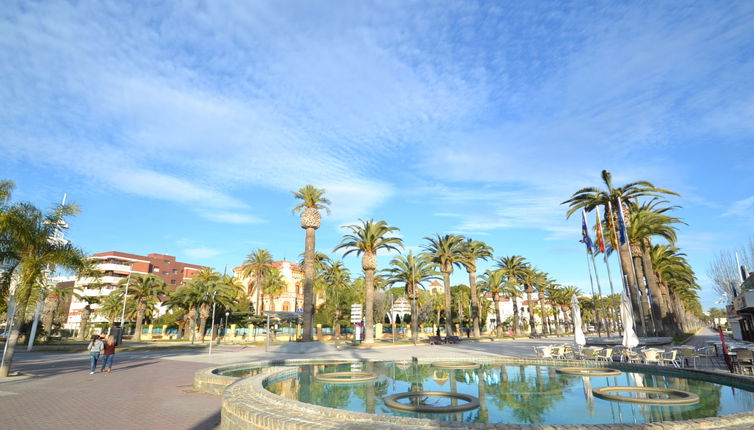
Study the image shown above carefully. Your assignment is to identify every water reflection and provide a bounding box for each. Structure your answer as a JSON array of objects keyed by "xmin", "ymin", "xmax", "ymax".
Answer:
[{"xmin": 263, "ymin": 362, "xmax": 751, "ymax": 425}]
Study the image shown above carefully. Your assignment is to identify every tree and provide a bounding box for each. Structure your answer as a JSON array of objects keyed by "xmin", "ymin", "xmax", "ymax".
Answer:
[
  {"xmin": 292, "ymin": 185, "xmax": 331, "ymax": 342},
  {"xmin": 73, "ymin": 293, "xmax": 100, "ymax": 340},
  {"xmin": 495, "ymin": 255, "xmax": 529, "ymax": 335},
  {"xmin": 240, "ymin": 248, "xmax": 274, "ymax": 315},
  {"xmin": 40, "ymin": 283, "xmax": 73, "ymax": 339},
  {"xmin": 423, "ymin": 234, "xmax": 465, "ymax": 336},
  {"xmin": 128, "ymin": 274, "xmax": 167, "ymax": 341},
  {"xmin": 319, "ymin": 260, "xmax": 353, "ymax": 339},
  {"xmin": 460, "ymin": 238, "xmax": 493, "ymax": 337},
  {"xmin": 384, "ymin": 251, "xmax": 438, "ymax": 344},
  {"xmin": 0, "ymin": 193, "xmax": 86, "ymax": 377},
  {"xmin": 166, "ymin": 282, "xmax": 203, "ymax": 340},
  {"xmin": 262, "ymin": 268, "xmax": 287, "ymax": 311},
  {"xmin": 562, "ymin": 169, "xmax": 679, "ymax": 334},
  {"xmin": 99, "ymin": 290, "xmax": 124, "ymax": 330},
  {"xmin": 334, "ymin": 219, "xmax": 403, "ymax": 344},
  {"xmin": 479, "ymin": 269, "xmax": 506, "ymax": 336}
]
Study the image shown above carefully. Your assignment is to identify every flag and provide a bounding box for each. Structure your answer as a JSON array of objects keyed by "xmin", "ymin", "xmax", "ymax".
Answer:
[
  {"xmin": 581, "ymin": 209, "xmax": 594, "ymax": 254},
  {"xmin": 616, "ymin": 197, "xmax": 628, "ymax": 245},
  {"xmin": 595, "ymin": 210, "xmax": 605, "ymax": 254},
  {"xmin": 605, "ymin": 202, "xmax": 618, "ymax": 250}
]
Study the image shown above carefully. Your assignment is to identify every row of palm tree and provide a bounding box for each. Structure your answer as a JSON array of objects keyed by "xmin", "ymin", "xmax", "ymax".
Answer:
[{"xmin": 563, "ymin": 170, "xmax": 705, "ymax": 336}]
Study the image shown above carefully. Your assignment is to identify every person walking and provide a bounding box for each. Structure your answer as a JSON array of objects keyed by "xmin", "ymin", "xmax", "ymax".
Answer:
[
  {"xmin": 87, "ymin": 334, "xmax": 104, "ymax": 374},
  {"xmin": 100, "ymin": 335, "xmax": 116, "ymax": 373}
]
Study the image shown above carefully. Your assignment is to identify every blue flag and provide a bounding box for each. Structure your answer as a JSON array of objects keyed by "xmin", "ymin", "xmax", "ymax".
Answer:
[
  {"xmin": 616, "ymin": 197, "xmax": 628, "ymax": 245},
  {"xmin": 581, "ymin": 209, "xmax": 594, "ymax": 254}
]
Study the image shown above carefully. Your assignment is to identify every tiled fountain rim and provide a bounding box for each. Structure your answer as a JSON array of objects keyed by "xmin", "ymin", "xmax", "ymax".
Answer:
[{"xmin": 197, "ymin": 357, "xmax": 754, "ymax": 429}]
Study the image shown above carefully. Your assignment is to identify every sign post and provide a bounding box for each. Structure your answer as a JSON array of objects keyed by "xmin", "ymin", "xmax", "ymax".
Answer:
[{"xmin": 350, "ymin": 304, "xmax": 363, "ymax": 344}]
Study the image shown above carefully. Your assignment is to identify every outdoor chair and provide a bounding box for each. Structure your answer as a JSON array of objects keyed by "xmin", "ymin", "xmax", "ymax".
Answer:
[
  {"xmin": 624, "ymin": 349, "xmax": 643, "ymax": 364},
  {"xmin": 562, "ymin": 345, "xmax": 575, "ymax": 359},
  {"xmin": 733, "ymin": 349, "xmax": 754, "ymax": 375},
  {"xmin": 576, "ymin": 348, "xmax": 599, "ymax": 360},
  {"xmin": 659, "ymin": 350, "xmax": 681, "ymax": 368},
  {"xmin": 596, "ymin": 348, "xmax": 613, "ymax": 362},
  {"xmin": 641, "ymin": 349, "xmax": 661, "ymax": 365},
  {"xmin": 533, "ymin": 346, "xmax": 553, "ymax": 359},
  {"xmin": 677, "ymin": 347, "xmax": 701, "ymax": 368},
  {"xmin": 696, "ymin": 345, "xmax": 716, "ymax": 366}
]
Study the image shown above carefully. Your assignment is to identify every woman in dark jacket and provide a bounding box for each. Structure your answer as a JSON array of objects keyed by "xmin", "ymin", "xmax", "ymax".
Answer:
[{"xmin": 101, "ymin": 335, "xmax": 116, "ymax": 372}]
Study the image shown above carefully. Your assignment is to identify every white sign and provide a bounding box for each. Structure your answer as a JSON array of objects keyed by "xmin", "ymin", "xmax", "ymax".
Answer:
[{"xmin": 350, "ymin": 303, "xmax": 363, "ymax": 323}]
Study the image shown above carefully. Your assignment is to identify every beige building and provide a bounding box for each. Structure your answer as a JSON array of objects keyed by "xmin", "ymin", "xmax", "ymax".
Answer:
[{"xmin": 233, "ymin": 261, "xmax": 325, "ymax": 313}]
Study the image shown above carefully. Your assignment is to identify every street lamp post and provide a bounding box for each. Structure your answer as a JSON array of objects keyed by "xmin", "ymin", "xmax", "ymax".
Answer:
[{"xmin": 224, "ymin": 311, "xmax": 230, "ymax": 339}]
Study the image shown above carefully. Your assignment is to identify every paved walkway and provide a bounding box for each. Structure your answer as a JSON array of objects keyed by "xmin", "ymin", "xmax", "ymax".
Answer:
[{"xmin": 0, "ymin": 332, "xmax": 744, "ymax": 429}]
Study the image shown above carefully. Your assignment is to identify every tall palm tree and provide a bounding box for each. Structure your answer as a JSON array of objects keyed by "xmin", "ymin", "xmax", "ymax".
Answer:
[
  {"xmin": 627, "ymin": 198, "xmax": 685, "ymax": 336},
  {"xmin": 41, "ymin": 284, "xmax": 73, "ymax": 339},
  {"xmin": 292, "ymin": 185, "xmax": 331, "ymax": 342},
  {"xmin": 99, "ymin": 290, "xmax": 124, "ymax": 330},
  {"xmin": 650, "ymin": 245, "xmax": 703, "ymax": 333},
  {"xmin": 128, "ymin": 274, "xmax": 167, "ymax": 341},
  {"xmin": 385, "ymin": 251, "xmax": 438, "ymax": 344},
  {"xmin": 0, "ymin": 196, "xmax": 86, "ymax": 377},
  {"xmin": 241, "ymin": 248, "xmax": 274, "ymax": 315},
  {"xmin": 495, "ymin": 255, "xmax": 529, "ymax": 335},
  {"xmin": 334, "ymin": 219, "xmax": 403, "ymax": 344},
  {"xmin": 423, "ymin": 234, "xmax": 465, "ymax": 336},
  {"xmin": 562, "ymin": 170, "xmax": 679, "ymax": 332},
  {"xmin": 321, "ymin": 260, "xmax": 352, "ymax": 339},
  {"xmin": 460, "ymin": 238, "xmax": 494, "ymax": 337},
  {"xmin": 479, "ymin": 269, "xmax": 507, "ymax": 336},
  {"xmin": 262, "ymin": 268, "xmax": 287, "ymax": 311},
  {"xmin": 167, "ymin": 282, "xmax": 203, "ymax": 340},
  {"xmin": 74, "ymin": 293, "xmax": 100, "ymax": 340}
]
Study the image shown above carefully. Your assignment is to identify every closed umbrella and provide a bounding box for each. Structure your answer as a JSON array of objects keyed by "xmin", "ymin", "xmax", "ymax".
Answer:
[
  {"xmin": 571, "ymin": 294, "xmax": 586, "ymax": 346},
  {"xmin": 620, "ymin": 290, "xmax": 639, "ymax": 349}
]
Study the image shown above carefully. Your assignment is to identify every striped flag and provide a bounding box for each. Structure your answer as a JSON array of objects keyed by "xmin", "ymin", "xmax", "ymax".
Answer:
[
  {"xmin": 616, "ymin": 197, "xmax": 629, "ymax": 245},
  {"xmin": 604, "ymin": 203, "xmax": 618, "ymax": 249},
  {"xmin": 581, "ymin": 209, "xmax": 594, "ymax": 254},
  {"xmin": 595, "ymin": 209, "xmax": 606, "ymax": 254}
]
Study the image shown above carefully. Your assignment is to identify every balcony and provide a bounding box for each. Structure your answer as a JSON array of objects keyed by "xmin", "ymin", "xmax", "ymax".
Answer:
[{"xmin": 97, "ymin": 263, "xmax": 131, "ymax": 273}]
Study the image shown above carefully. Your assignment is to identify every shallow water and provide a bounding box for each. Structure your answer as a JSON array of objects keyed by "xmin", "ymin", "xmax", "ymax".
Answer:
[{"xmin": 260, "ymin": 362, "xmax": 754, "ymax": 425}]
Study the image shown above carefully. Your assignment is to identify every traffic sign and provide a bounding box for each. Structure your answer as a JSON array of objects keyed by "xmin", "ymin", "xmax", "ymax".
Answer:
[{"xmin": 350, "ymin": 303, "xmax": 363, "ymax": 323}]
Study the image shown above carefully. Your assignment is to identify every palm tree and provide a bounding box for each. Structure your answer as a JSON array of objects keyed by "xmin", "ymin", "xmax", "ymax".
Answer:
[
  {"xmin": 292, "ymin": 185, "xmax": 331, "ymax": 342},
  {"xmin": 0, "ymin": 196, "xmax": 86, "ymax": 377},
  {"xmin": 240, "ymin": 248, "xmax": 274, "ymax": 315},
  {"xmin": 320, "ymin": 260, "xmax": 352, "ymax": 339},
  {"xmin": 262, "ymin": 268, "xmax": 287, "ymax": 311},
  {"xmin": 384, "ymin": 251, "xmax": 438, "ymax": 344},
  {"xmin": 495, "ymin": 255, "xmax": 529, "ymax": 335},
  {"xmin": 562, "ymin": 170, "xmax": 679, "ymax": 333},
  {"xmin": 423, "ymin": 234, "xmax": 465, "ymax": 336},
  {"xmin": 40, "ymin": 283, "xmax": 73, "ymax": 339},
  {"xmin": 627, "ymin": 198, "xmax": 685, "ymax": 335},
  {"xmin": 99, "ymin": 291, "xmax": 124, "ymax": 330},
  {"xmin": 519, "ymin": 267, "xmax": 541, "ymax": 335},
  {"xmin": 460, "ymin": 239, "xmax": 494, "ymax": 337},
  {"xmin": 334, "ymin": 219, "xmax": 403, "ymax": 344},
  {"xmin": 166, "ymin": 282, "xmax": 203, "ymax": 340},
  {"xmin": 74, "ymin": 293, "xmax": 100, "ymax": 340},
  {"xmin": 128, "ymin": 274, "xmax": 167, "ymax": 341},
  {"xmin": 479, "ymin": 269, "xmax": 507, "ymax": 336},
  {"xmin": 650, "ymin": 245, "xmax": 704, "ymax": 333}
]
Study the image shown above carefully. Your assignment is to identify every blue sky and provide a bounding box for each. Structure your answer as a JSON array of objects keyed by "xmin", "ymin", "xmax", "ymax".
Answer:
[{"xmin": 2, "ymin": 1, "xmax": 753, "ymax": 310}]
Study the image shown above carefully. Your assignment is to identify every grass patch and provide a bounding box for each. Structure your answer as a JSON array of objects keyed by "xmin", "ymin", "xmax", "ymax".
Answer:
[{"xmin": 673, "ymin": 332, "xmax": 694, "ymax": 344}]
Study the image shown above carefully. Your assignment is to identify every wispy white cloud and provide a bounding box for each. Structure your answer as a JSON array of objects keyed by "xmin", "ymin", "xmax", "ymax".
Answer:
[{"xmin": 182, "ymin": 247, "xmax": 223, "ymax": 260}]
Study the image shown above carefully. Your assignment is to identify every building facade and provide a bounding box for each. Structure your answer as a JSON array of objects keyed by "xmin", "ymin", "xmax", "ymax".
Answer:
[
  {"xmin": 233, "ymin": 260, "xmax": 325, "ymax": 313},
  {"xmin": 65, "ymin": 251, "xmax": 205, "ymax": 329}
]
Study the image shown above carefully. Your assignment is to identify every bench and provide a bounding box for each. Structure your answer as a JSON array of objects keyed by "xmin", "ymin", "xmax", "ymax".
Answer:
[
  {"xmin": 428, "ymin": 336, "xmax": 444, "ymax": 345},
  {"xmin": 446, "ymin": 336, "xmax": 462, "ymax": 344}
]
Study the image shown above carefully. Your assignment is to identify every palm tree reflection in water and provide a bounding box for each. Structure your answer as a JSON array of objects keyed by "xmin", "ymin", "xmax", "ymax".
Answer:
[{"xmin": 265, "ymin": 362, "xmax": 739, "ymax": 425}]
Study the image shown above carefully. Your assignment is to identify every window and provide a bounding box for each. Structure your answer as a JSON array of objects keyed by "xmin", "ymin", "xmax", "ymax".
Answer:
[
  {"xmin": 170, "ymin": 280, "xmax": 176, "ymax": 285},
  {"xmin": 163, "ymin": 272, "xmax": 169, "ymax": 275},
  {"xmin": 153, "ymin": 267, "xmax": 159, "ymax": 273},
  {"xmin": 282, "ymin": 302, "xmax": 290, "ymax": 312},
  {"xmin": 172, "ymin": 269, "xmax": 177, "ymax": 274}
]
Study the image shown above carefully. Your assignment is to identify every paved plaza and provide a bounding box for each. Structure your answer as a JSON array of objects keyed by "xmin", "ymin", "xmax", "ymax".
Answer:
[{"xmin": 0, "ymin": 330, "xmax": 737, "ymax": 430}]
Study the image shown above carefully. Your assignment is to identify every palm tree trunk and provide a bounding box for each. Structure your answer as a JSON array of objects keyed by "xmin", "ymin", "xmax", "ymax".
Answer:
[
  {"xmin": 538, "ymin": 290, "xmax": 549, "ymax": 335},
  {"xmin": 134, "ymin": 301, "xmax": 145, "ymax": 341},
  {"xmin": 618, "ymin": 241, "xmax": 645, "ymax": 335},
  {"xmin": 302, "ymin": 227, "xmax": 316, "ymax": 342},
  {"xmin": 41, "ymin": 294, "xmax": 60, "ymax": 340},
  {"xmin": 185, "ymin": 306, "xmax": 196, "ymax": 340},
  {"xmin": 468, "ymin": 269, "xmax": 481, "ymax": 337},
  {"xmin": 512, "ymin": 296, "xmax": 520, "ymax": 335},
  {"xmin": 640, "ymin": 243, "xmax": 668, "ymax": 336},
  {"xmin": 77, "ymin": 308, "xmax": 91, "ymax": 341},
  {"xmin": 553, "ymin": 306, "xmax": 561, "ymax": 335},
  {"xmin": 632, "ymin": 253, "xmax": 656, "ymax": 335},
  {"xmin": 198, "ymin": 303, "xmax": 209, "ymax": 342},
  {"xmin": 493, "ymin": 296, "xmax": 502, "ymax": 336},
  {"xmin": 526, "ymin": 289, "xmax": 536, "ymax": 335},
  {"xmin": 364, "ymin": 267, "xmax": 375, "ymax": 344},
  {"xmin": 0, "ymin": 281, "xmax": 32, "ymax": 378},
  {"xmin": 410, "ymin": 287, "xmax": 419, "ymax": 344},
  {"xmin": 443, "ymin": 270, "xmax": 453, "ymax": 336}
]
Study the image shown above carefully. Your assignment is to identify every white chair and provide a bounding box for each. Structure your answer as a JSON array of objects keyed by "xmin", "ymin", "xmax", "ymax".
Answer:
[
  {"xmin": 642, "ymin": 349, "xmax": 661, "ymax": 365},
  {"xmin": 659, "ymin": 350, "xmax": 680, "ymax": 368}
]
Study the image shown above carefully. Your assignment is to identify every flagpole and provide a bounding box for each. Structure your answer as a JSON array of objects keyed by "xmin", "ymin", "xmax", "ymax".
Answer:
[
  {"xmin": 603, "ymin": 253, "xmax": 621, "ymax": 335},
  {"xmin": 589, "ymin": 253, "xmax": 611, "ymax": 337},
  {"xmin": 594, "ymin": 209, "xmax": 615, "ymax": 336},
  {"xmin": 583, "ymin": 246, "xmax": 602, "ymax": 338}
]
